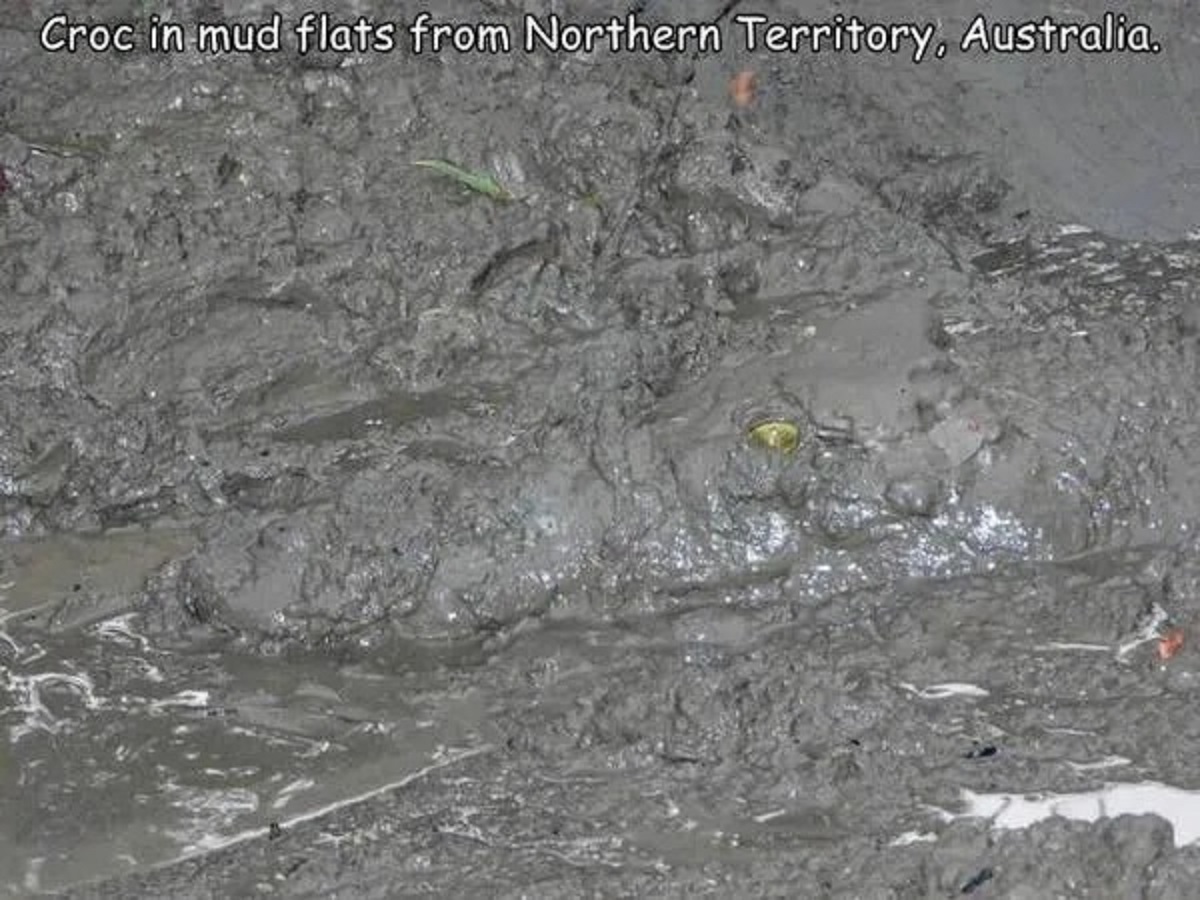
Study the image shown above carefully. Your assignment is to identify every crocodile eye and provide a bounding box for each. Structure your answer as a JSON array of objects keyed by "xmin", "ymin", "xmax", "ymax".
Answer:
[{"xmin": 746, "ymin": 420, "xmax": 800, "ymax": 454}]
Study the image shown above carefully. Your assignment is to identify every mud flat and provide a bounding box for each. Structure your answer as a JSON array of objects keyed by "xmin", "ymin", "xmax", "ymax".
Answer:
[{"xmin": 5, "ymin": 0, "xmax": 1200, "ymax": 896}]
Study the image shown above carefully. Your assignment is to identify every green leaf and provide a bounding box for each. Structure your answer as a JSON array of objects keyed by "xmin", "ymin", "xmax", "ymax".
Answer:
[{"xmin": 412, "ymin": 159, "xmax": 513, "ymax": 202}]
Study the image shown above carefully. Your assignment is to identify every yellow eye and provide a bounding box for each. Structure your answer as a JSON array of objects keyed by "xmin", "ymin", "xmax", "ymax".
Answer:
[{"xmin": 747, "ymin": 420, "xmax": 800, "ymax": 454}]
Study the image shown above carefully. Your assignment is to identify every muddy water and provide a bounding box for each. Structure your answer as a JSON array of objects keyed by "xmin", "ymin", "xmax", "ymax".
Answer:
[
  {"xmin": 6, "ymin": 0, "xmax": 1200, "ymax": 896},
  {"xmin": 0, "ymin": 596, "xmax": 496, "ymax": 893}
]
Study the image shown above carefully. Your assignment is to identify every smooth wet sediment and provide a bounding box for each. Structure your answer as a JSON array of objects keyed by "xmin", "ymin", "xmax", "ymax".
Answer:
[{"xmin": 5, "ymin": 0, "xmax": 1200, "ymax": 895}]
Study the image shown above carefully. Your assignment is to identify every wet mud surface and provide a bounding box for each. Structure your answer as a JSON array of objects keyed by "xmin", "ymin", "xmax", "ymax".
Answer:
[{"xmin": 5, "ymin": 0, "xmax": 1200, "ymax": 895}]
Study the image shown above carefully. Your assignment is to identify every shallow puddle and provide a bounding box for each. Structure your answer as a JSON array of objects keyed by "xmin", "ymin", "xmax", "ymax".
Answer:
[{"xmin": 0, "ymin": 607, "xmax": 495, "ymax": 894}]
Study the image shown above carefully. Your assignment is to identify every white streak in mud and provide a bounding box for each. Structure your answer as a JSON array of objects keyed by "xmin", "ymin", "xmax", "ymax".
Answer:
[
  {"xmin": 92, "ymin": 614, "xmax": 165, "ymax": 681},
  {"xmin": 271, "ymin": 776, "xmax": 317, "ymax": 810},
  {"xmin": 150, "ymin": 689, "xmax": 210, "ymax": 711},
  {"xmin": 1066, "ymin": 755, "xmax": 1131, "ymax": 772},
  {"xmin": 94, "ymin": 613, "xmax": 152, "ymax": 651},
  {"xmin": 165, "ymin": 745, "xmax": 493, "ymax": 860},
  {"xmin": 6, "ymin": 670, "xmax": 104, "ymax": 739},
  {"xmin": 948, "ymin": 781, "xmax": 1200, "ymax": 847},
  {"xmin": 752, "ymin": 808, "xmax": 787, "ymax": 824},
  {"xmin": 0, "ymin": 604, "xmax": 28, "ymax": 657},
  {"xmin": 1117, "ymin": 602, "xmax": 1171, "ymax": 659},
  {"xmin": 889, "ymin": 830, "xmax": 937, "ymax": 846},
  {"xmin": 1033, "ymin": 603, "xmax": 1173, "ymax": 660},
  {"xmin": 900, "ymin": 682, "xmax": 989, "ymax": 700}
]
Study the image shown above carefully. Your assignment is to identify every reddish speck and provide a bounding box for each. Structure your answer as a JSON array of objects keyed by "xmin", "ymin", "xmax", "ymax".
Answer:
[
  {"xmin": 1158, "ymin": 628, "xmax": 1185, "ymax": 662},
  {"xmin": 729, "ymin": 70, "xmax": 757, "ymax": 108}
]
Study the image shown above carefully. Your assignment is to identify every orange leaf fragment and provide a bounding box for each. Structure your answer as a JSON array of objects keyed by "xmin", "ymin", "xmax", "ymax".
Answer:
[
  {"xmin": 1158, "ymin": 628, "xmax": 1185, "ymax": 661},
  {"xmin": 729, "ymin": 70, "xmax": 757, "ymax": 108}
]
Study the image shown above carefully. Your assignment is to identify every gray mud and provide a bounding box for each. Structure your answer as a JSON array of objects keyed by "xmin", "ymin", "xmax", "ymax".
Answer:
[{"xmin": 5, "ymin": 0, "xmax": 1200, "ymax": 896}]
